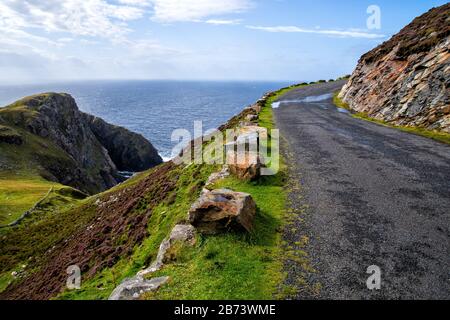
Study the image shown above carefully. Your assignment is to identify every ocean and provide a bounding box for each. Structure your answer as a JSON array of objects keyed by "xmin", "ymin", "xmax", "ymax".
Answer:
[{"xmin": 0, "ymin": 80, "xmax": 288, "ymax": 159}]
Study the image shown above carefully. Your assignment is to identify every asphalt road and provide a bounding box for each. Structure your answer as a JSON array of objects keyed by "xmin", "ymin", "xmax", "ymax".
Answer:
[{"xmin": 274, "ymin": 80, "xmax": 450, "ymax": 299}]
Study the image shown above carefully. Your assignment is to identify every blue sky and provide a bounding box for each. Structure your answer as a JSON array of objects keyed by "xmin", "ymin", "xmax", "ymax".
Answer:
[{"xmin": 0, "ymin": 0, "xmax": 447, "ymax": 83}]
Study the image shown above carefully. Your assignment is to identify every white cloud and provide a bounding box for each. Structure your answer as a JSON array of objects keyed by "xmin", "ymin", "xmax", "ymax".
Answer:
[
  {"xmin": 0, "ymin": 0, "xmax": 145, "ymax": 39},
  {"xmin": 117, "ymin": 0, "xmax": 151, "ymax": 6},
  {"xmin": 247, "ymin": 25, "xmax": 385, "ymax": 39},
  {"xmin": 148, "ymin": 0, "xmax": 253, "ymax": 23},
  {"xmin": 205, "ymin": 19, "xmax": 241, "ymax": 25}
]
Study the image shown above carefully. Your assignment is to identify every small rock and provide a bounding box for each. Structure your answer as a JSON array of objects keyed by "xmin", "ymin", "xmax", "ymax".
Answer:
[
  {"xmin": 205, "ymin": 166, "xmax": 230, "ymax": 187},
  {"xmin": 188, "ymin": 189, "xmax": 256, "ymax": 235},
  {"xmin": 108, "ymin": 276, "xmax": 169, "ymax": 300}
]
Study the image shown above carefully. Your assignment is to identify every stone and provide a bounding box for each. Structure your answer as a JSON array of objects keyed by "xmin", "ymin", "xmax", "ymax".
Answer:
[
  {"xmin": 238, "ymin": 125, "xmax": 268, "ymax": 140},
  {"xmin": 227, "ymin": 151, "xmax": 262, "ymax": 181},
  {"xmin": 108, "ymin": 276, "xmax": 169, "ymax": 300},
  {"xmin": 246, "ymin": 114, "xmax": 259, "ymax": 122},
  {"xmin": 137, "ymin": 224, "xmax": 196, "ymax": 277},
  {"xmin": 188, "ymin": 189, "xmax": 256, "ymax": 235},
  {"xmin": 205, "ymin": 166, "xmax": 230, "ymax": 187}
]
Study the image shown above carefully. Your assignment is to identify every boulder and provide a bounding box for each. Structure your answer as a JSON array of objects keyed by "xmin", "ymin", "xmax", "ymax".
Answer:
[
  {"xmin": 137, "ymin": 224, "xmax": 196, "ymax": 277},
  {"xmin": 108, "ymin": 276, "xmax": 169, "ymax": 300},
  {"xmin": 188, "ymin": 189, "xmax": 256, "ymax": 235},
  {"xmin": 227, "ymin": 151, "xmax": 262, "ymax": 181}
]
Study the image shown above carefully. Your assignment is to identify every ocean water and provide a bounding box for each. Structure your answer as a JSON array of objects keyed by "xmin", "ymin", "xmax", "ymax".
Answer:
[{"xmin": 0, "ymin": 80, "xmax": 288, "ymax": 159}]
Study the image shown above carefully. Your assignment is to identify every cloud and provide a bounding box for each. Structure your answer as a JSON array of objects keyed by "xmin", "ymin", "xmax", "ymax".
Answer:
[
  {"xmin": 0, "ymin": 0, "xmax": 145, "ymax": 39},
  {"xmin": 247, "ymin": 25, "xmax": 385, "ymax": 39},
  {"xmin": 117, "ymin": 0, "xmax": 151, "ymax": 6},
  {"xmin": 205, "ymin": 19, "xmax": 241, "ymax": 25},
  {"xmin": 148, "ymin": 0, "xmax": 253, "ymax": 23}
]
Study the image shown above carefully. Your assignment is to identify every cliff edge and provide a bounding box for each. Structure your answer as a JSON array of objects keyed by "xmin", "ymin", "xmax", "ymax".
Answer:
[{"xmin": 0, "ymin": 93, "xmax": 162, "ymax": 194}]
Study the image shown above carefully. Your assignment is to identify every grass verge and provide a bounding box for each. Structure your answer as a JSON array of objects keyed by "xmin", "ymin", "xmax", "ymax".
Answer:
[
  {"xmin": 141, "ymin": 90, "xmax": 291, "ymax": 300},
  {"xmin": 333, "ymin": 92, "xmax": 450, "ymax": 145}
]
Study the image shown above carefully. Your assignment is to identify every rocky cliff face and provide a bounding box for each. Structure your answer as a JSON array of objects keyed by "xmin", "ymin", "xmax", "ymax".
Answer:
[
  {"xmin": 0, "ymin": 93, "xmax": 162, "ymax": 193},
  {"xmin": 339, "ymin": 4, "xmax": 450, "ymax": 133},
  {"xmin": 82, "ymin": 113, "xmax": 162, "ymax": 172}
]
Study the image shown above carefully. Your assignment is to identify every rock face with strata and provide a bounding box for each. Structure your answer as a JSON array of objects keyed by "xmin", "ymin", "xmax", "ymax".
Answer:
[
  {"xmin": 188, "ymin": 189, "xmax": 256, "ymax": 235},
  {"xmin": 0, "ymin": 93, "xmax": 162, "ymax": 193},
  {"xmin": 339, "ymin": 4, "xmax": 450, "ymax": 133},
  {"xmin": 82, "ymin": 113, "xmax": 162, "ymax": 172}
]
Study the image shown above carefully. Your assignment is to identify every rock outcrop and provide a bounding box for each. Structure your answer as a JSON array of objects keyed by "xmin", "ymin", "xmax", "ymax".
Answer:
[
  {"xmin": 339, "ymin": 4, "xmax": 450, "ymax": 132},
  {"xmin": 0, "ymin": 93, "xmax": 162, "ymax": 193},
  {"xmin": 82, "ymin": 114, "xmax": 162, "ymax": 172},
  {"xmin": 188, "ymin": 189, "xmax": 256, "ymax": 235}
]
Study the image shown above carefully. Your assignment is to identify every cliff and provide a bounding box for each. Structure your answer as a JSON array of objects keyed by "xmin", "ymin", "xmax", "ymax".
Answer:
[
  {"xmin": 339, "ymin": 4, "xmax": 450, "ymax": 133},
  {"xmin": 0, "ymin": 93, "xmax": 162, "ymax": 194}
]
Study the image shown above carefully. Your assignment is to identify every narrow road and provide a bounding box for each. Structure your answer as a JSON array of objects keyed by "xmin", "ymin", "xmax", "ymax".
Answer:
[{"xmin": 274, "ymin": 80, "xmax": 450, "ymax": 299}]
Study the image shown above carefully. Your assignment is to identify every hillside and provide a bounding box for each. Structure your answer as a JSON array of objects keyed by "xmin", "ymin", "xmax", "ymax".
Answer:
[
  {"xmin": 339, "ymin": 3, "xmax": 450, "ymax": 133},
  {"xmin": 0, "ymin": 89, "xmax": 290, "ymax": 300}
]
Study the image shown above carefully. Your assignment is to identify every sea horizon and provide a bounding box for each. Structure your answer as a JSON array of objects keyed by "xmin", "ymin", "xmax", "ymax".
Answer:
[{"xmin": 0, "ymin": 80, "xmax": 291, "ymax": 158}]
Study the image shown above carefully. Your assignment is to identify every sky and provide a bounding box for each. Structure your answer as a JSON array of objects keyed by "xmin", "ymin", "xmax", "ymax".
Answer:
[{"xmin": 0, "ymin": 0, "xmax": 448, "ymax": 83}]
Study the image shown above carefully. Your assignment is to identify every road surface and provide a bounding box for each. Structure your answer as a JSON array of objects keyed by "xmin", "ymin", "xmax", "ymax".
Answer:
[{"xmin": 274, "ymin": 80, "xmax": 450, "ymax": 299}]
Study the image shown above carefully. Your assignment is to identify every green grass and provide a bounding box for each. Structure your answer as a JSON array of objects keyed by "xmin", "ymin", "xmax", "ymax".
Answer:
[
  {"xmin": 57, "ymin": 163, "xmax": 218, "ymax": 300},
  {"xmin": 0, "ymin": 177, "xmax": 61, "ymax": 225},
  {"xmin": 333, "ymin": 91, "xmax": 450, "ymax": 145},
  {"xmin": 0, "ymin": 125, "xmax": 81, "ymax": 225},
  {"xmin": 143, "ymin": 170, "xmax": 287, "ymax": 300}
]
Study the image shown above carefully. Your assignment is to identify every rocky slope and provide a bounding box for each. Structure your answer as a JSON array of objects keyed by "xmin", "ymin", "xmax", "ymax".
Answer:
[
  {"xmin": 0, "ymin": 93, "xmax": 162, "ymax": 194},
  {"xmin": 339, "ymin": 3, "xmax": 450, "ymax": 133}
]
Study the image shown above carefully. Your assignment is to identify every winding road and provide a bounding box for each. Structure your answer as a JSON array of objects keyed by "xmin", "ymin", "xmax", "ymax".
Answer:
[{"xmin": 274, "ymin": 80, "xmax": 450, "ymax": 299}]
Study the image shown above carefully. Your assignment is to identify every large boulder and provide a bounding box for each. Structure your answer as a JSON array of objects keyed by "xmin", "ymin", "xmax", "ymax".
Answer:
[{"xmin": 188, "ymin": 189, "xmax": 256, "ymax": 235}]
